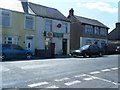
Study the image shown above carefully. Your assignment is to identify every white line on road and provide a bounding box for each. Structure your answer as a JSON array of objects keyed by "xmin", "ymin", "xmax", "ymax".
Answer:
[
  {"xmin": 89, "ymin": 71, "xmax": 101, "ymax": 74},
  {"xmin": 83, "ymin": 77, "xmax": 95, "ymax": 81},
  {"xmin": 28, "ymin": 82, "xmax": 49, "ymax": 87},
  {"xmin": 111, "ymin": 68, "xmax": 118, "ymax": 70},
  {"xmin": 47, "ymin": 85, "xmax": 59, "ymax": 88},
  {"xmin": 101, "ymin": 69, "xmax": 111, "ymax": 72},
  {"xmin": 86, "ymin": 74, "xmax": 120, "ymax": 86},
  {"xmin": 54, "ymin": 78, "xmax": 69, "ymax": 82},
  {"xmin": 64, "ymin": 80, "xmax": 81, "ymax": 86},
  {"xmin": 74, "ymin": 74, "xmax": 87, "ymax": 77}
]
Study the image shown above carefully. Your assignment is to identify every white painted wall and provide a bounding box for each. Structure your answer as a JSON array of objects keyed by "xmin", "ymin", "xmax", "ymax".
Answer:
[
  {"xmin": 36, "ymin": 17, "xmax": 70, "ymax": 55},
  {"xmin": 53, "ymin": 38, "xmax": 62, "ymax": 54},
  {"xmin": 36, "ymin": 16, "xmax": 45, "ymax": 49}
]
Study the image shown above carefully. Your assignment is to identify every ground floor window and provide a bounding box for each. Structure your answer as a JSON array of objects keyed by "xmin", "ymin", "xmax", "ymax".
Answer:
[{"xmin": 1, "ymin": 35, "xmax": 18, "ymax": 44}]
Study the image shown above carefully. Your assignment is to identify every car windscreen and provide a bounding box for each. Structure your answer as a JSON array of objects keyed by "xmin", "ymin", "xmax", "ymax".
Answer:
[{"xmin": 80, "ymin": 45, "xmax": 90, "ymax": 50}]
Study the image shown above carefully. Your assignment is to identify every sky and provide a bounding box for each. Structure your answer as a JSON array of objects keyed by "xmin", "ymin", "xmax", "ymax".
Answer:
[{"xmin": 28, "ymin": 0, "xmax": 118, "ymax": 33}]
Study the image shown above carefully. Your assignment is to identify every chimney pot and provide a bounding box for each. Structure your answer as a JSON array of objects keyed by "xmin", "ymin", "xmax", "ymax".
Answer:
[{"xmin": 69, "ymin": 8, "xmax": 74, "ymax": 16}]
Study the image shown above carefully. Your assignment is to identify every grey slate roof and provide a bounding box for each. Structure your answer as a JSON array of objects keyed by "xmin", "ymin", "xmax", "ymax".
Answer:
[
  {"xmin": 75, "ymin": 16, "xmax": 109, "ymax": 29},
  {"xmin": 28, "ymin": 2, "xmax": 70, "ymax": 22}
]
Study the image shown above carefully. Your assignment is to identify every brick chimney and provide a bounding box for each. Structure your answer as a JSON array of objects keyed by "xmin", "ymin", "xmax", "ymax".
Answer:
[{"xmin": 69, "ymin": 8, "xmax": 74, "ymax": 16}]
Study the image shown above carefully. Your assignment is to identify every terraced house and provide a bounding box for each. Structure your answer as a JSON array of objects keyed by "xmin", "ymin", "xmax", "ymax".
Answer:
[
  {"xmin": 0, "ymin": 0, "xmax": 70, "ymax": 57},
  {"xmin": 0, "ymin": 0, "xmax": 36, "ymax": 54}
]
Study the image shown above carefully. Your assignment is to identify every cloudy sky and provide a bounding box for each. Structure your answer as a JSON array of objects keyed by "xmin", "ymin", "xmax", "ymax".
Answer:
[{"xmin": 29, "ymin": 0, "xmax": 118, "ymax": 33}]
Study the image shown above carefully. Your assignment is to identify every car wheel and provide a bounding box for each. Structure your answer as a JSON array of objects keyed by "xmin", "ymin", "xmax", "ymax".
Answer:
[
  {"xmin": 89, "ymin": 54, "xmax": 92, "ymax": 58},
  {"xmin": 26, "ymin": 53, "xmax": 32, "ymax": 59},
  {"xmin": 99, "ymin": 52, "xmax": 103, "ymax": 57},
  {"xmin": 73, "ymin": 56, "xmax": 77, "ymax": 58},
  {"xmin": 84, "ymin": 53, "xmax": 87, "ymax": 58}
]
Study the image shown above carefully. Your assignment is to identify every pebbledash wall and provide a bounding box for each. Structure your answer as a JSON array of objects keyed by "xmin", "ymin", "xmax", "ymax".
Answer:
[
  {"xmin": 36, "ymin": 17, "xmax": 70, "ymax": 56},
  {"xmin": 0, "ymin": 9, "xmax": 36, "ymax": 54}
]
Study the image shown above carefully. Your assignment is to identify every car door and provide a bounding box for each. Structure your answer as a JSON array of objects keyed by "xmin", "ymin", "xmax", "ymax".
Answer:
[
  {"xmin": 12, "ymin": 45, "xmax": 26, "ymax": 58},
  {"xmin": 88, "ymin": 45, "xmax": 95, "ymax": 55},
  {"xmin": 3, "ymin": 44, "xmax": 14, "ymax": 58}
]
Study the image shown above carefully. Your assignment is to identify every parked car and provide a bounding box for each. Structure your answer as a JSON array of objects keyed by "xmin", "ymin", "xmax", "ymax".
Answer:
[
  {"xmin": 115, "ymin": 46, "xmax": 120, "ymax": 54},
  {"xmin": 0, "ymin": 44, "xmax": 33, "ymax": 60},
  {"xmin": 70, "ymin": 44, "xmax": 103, "ymax": 57}
]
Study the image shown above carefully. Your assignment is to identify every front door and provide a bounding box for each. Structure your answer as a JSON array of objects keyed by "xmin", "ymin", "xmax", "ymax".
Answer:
[
  {"xmin": 26, "ymin": 36, "xmax": 34, "ymax": 52},
  {"xmin": 62, "ymin": 39, "xmax": 67, "ymax": 55},
  {"xmin": 51, "ymin": 43, "xmax": 55, "ymax": 57}
]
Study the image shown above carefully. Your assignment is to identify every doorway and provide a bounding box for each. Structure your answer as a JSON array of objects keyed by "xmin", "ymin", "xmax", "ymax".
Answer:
[
  {"xmin": 62, "ymin": 39, "xmax": 67, "ymax": 55},
  {"xmin": 26, "ymin": 36, "xmax": 34, "ymax": 52}
]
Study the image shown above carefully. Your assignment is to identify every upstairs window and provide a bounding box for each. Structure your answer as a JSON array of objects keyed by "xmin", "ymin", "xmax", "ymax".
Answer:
[
  {"xmin": 0, "ymin": 10, "xmax": 11, "ymax": 27},
  {"xmin": 100, "ymin": 28, "xmax": 107, "ymax": 36},
  {"xmin": 85, "ymin": 25, "xmax": 93, "ymax": 34},
  {"xmin": 45, "ymin": 20, "xmax": 52, "ymax": 32},
  {"xmin": 94, "ymin": 26, "xmax": 100, "ymax": 35},
  {"xmin": 62, "ymin": 23, "xmax": 67, "ymax": 33},
  {"xmin": 25, "ymin": 15, "xmax": 34, "ymax": 30}
]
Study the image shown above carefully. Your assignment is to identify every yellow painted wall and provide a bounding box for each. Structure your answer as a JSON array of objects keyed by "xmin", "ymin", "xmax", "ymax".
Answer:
[{"xmin": 1, "ymin": 11, "xmax": 36, "ymax": 49}]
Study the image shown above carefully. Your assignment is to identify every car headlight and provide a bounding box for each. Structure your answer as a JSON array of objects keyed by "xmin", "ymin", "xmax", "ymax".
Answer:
[{"xmin": 75, "ymin": 50, "xmax": 81, "ymax": 53}]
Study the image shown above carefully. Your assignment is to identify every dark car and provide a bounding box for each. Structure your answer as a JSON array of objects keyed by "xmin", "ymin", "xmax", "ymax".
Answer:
[
  {"xmin": 0, "ymin": 44, "xmax": 33, "ymax": 60},
  {"xmin": 115, "ymin": 46, "xmax": 120, "ymax": 54},
  {"xmin": 70, "ymin": 45, "xmax": 103, "ymax": 57}
]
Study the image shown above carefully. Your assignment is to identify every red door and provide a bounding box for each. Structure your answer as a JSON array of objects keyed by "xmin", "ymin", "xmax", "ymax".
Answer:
[{"xmin": 51, "ymin": 43, "xmax": 55, "ymax": 57}]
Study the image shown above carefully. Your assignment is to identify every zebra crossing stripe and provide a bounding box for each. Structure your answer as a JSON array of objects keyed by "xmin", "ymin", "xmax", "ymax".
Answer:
[
  {"xmin": 64, "ymin": 80, "xmax": 81, "ymax": 86},
  {"xmin": 28, "ymin": 82, "xmax": 49, "ymax": 87}
]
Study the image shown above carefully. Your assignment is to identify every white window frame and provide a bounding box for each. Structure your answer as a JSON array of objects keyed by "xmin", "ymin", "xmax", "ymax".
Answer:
[
  {"xmin": 94, "ymin": 26, "xmax": 100, "ymax": 35},
  {"xmin": 24, "ymin": 14, "xmax": 35, "ymax": 30},
  {"xmin": 85, "ymin": 25, "xmax": 93, "ymax": 34},
  {"xmin": 45, "ymin": 19, "xmax": 52, "ymax": 32},
  {"xmin": 0, "ymin": 9, "xmax": 12, "ymax": 27},
  {"xmin": 2, "ymin": 35, "xmax": 18, "ymax": 44},
  {"xmin": 62, "ymin": 23, "xmax": 67, "ymax": 33},
  {"xmin": 100, "ymin": 28, "xmax": 107, "ymax": 36}
]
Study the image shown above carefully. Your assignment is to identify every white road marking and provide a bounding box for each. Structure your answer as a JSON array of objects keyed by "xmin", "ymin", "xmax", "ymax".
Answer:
[
  {"xmin": 111, "ymin": 68, "xmax": 118, "ymax": 70},
  {"xmin": 47, "ymin": 85, "xmax": 59, "ymax": 88},
  {"xmin": 74, "ymin": 74, "xmax": 87, "ymax": 77},
  {"xmin": 64, "ymin": 80, "xmax": 81, "ymax": 86},
  {"xmin": 89, "ymin": 71, "xmax": 100, "ymax": 74},
  {"xmin": 83, "ymin": 77, "xmax": 95, "ymax": 81},
  {"xmin": 86, "ymin": 74, "xmax": 120, "ymax": 86},
  {"xmin": 55, "ymin": 78, "xmax": 69, "ymax": 82},
  {"xmin": 101, "ymin": 69, "xmax": 111, "ymax": 72},
  {"xmin": 28, "ymin": 82, "xmax": 49, "ymax": 87}
]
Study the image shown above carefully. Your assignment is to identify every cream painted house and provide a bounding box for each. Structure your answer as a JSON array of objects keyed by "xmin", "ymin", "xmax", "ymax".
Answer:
[{"xmin": 0, "ymin": 1, "xmax": 36, "ymax": 54}]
